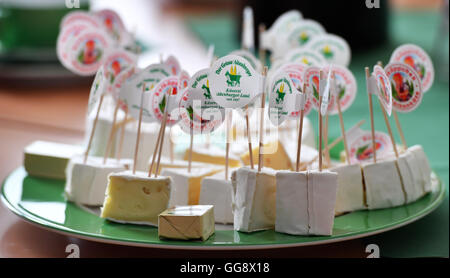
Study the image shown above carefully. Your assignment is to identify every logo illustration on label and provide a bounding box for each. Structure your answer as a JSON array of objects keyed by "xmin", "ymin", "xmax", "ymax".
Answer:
[
  {"xmin": 384, "ymin": 63, "xmax": 423, "ymax": 113},
  {"xmin": 373, "ymin": 65, "xmax": 392, "ymax": 115},
  {"xmin": 286, "ymin": 49, "xmax": 326, "ymax": 66},
  {"xmin": 225, "ymin": 65, "xmax": 241, "ymax": 87},
  {"xmin": 95, "ymin": 9, "xmax": 125, "ymax": 42},
  {"xmin": 164, "ymin": 55, "xmax": 181, "ymax": 76},
  {"xmin": 269, "ymin": 72, "xmax": 298, "ymax": 126},
  {"xmin": 88, "ymin": 66, "xmax": 106, "ymax": 113},
  {"xmin": 150, "ymin": 77, "xmax": 179, "ymax": 126},
  {"xmin": 349, "ymin": 131, "xmax": 392, "ymax": 164},
  {"xmin": 104, "ymin": 51, "xmax": 136, "ymax": 92},
  {"xmin": 322, "ymin": 65, "xmax": 357, "ymax": 115},
  {"xmin": 285, "ymin": 69, "xmax": 312, "ymax": 117},
  {"xmin": 202, "ymin": 79, "xmax": 212, "ymax": 99},
  {"xmin": 309, "ymin": 34, "xmax": 351, "ymax": 67}
]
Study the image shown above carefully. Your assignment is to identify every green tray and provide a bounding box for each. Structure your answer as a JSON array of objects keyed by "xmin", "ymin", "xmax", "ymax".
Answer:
[{"xmin": 1, "ymin": 167, "xmax": 445, "ymax": 250}]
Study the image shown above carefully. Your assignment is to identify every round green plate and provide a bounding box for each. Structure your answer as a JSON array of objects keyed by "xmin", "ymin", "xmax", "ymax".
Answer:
[{"xmin": 1, "ymin": 167, "xmax": 446, "ymax": 250}]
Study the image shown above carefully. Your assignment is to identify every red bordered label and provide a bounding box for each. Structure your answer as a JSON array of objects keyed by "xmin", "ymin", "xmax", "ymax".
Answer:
[
  {"xmin": 322, "ymin": 65, "xmax": 357, "ymax": 115},
  {"xmin": 349, "ymin": 131, "xmax": 393, "ymax": 164},
  {"xmin": 60, "ymin": 11, "xmax": 100, "ymax": 29},
  {"xmin": 373, "ymin": 65, "xmax": 393, "ymax": 116},
  {"xmin": 150, "ymin": 76, "xmax": 179, "ymax": 126},
  {"xmin": 103, "ymin": 50, "xmax": 137, "ymax": 92},
  {"xmin": 164, "ymin": 55, "xmax": 181, "ymax": 76},
  {"xmin": 57, "ymin": 22, "xmax": 89, "ymax": 68},
  {"xmin": 95, "ymin": 9, "xmax": 126, "ymax": 42},
  {"xmin": 285, "ymin": 69, "xmax": 312, "ymax": 117}
]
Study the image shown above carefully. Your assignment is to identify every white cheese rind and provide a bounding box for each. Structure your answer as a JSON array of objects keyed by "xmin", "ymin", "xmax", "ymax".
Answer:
[
  {"xmin": 408, "ymin": 145, "xmax": 432, "ymax": 193},
  {"xmin": 330, "ymin": 164, "xmax": 366, "ymax": 214},
  {"xmin": 275, "ymin": 170, "xmax": 309, "ymax": 235},
  {"xmin": 307, "ymin": 170, "xmax": 338, "ymax": 236},
  {"xmin": 397, "ymin": 151, "xmax": 424, "ymax": 203},
  {"xmin": 200, "ymin": 174, "xmax": 234, "ymax": 224},
  {"xmin": 363, "ymin": 159, "xmax": 406, "ymax": 209}
]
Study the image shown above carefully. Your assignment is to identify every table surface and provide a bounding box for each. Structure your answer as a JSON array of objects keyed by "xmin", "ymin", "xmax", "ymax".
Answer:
[{"xmin": 0, "ymin": 2, "xmax": 448, "ymax": 258}]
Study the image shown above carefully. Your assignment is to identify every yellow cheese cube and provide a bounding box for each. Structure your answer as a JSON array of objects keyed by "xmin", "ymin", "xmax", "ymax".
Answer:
[
  {"xmin": 183, "ymin": 145, "xmax": 242, "ymax": 168},
  {"xmin": 241, "ymin": 140, "xmax": 292, "ymax": 170}
]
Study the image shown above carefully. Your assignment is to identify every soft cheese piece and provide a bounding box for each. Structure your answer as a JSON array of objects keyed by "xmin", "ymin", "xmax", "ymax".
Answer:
[
  {"xmin": 241, "ymin": 140, "xmax": 293, "ymax": 170},
  {"xmin": 158, "ymin": 205, "xmax": 215, "ymax": 241},
  {"xmin": 330, "ymin": 163, "xmax": 366, "ymax": 214},
  {"xmin": 408, "ymin": 145, "xmax": 432, "ymax": 193},
  {"xmin": 199, "ymin": 170, "xmax": 236, "ymax": 224},
  {"xmin": 65, "ymin": 156, "xmax": 126, "ymax": 206},
  {"xmin": 24, "ymin": 141, "xmax": 83, "ymax": 179},
  {"xmin": 148, "ymin": 156, "xmax": 211, "ymax": 175},
  {"xmin": 234, "ymin": 167, "xmax": 277, "ymax": 232},
  {"xmin": 396, "ymin": 151, "xmax": 425, "ymax": 203},
  {"xmin": 101, "ymin": 171, "xmax": 171, "ymax": 226},
  {"xmin": 183, "ymin": 145, "xmax": 242, "ymax": 168},
  {"xmin": 362, "ymin": 159, "xmax": 406, "ymax": 209},
  {"xmin": 161, "ymin": 167, "xmax": 222, "ymax": 206},
  {"xmin": 275, "ymin": 170, "xmax": 309, "ymax": 235},
  {"xmin": 307, "ymin": 170, "xmax": 338, "ymax": 236}
]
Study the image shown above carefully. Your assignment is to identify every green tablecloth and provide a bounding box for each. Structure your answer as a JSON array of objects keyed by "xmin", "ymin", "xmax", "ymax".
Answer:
[{"xmin": 186, "ymin": 10, "xmax": 449, "ymax": 258}]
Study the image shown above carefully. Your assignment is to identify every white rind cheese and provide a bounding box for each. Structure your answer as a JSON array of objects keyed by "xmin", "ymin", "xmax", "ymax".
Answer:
[
  {"xmin": 408, "ymin": 145, "xmax": 432, "ymax": 193},
  {"xmin": 330, "ymin": 164, "xmax": 366, "ymax": 214},
  {"xmin": 396, "ymin": 151, "xmax": 425, "ymax": 203},
  {"xmin": 275, "ymin": 170, "xmax": 309, "ymax": 235}
]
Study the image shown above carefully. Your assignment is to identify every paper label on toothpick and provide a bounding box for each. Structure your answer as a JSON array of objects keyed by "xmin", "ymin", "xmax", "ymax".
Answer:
[
  {"xmin": 150, "ymin": 76, "xmax": 180, "ymax": 126},
  {"xmin": 209, "ymin": 55, "xmax": 263, "ymax": 108},
  {"xmin": 229, "ymin": 49, "xmax": 262, "ymax": 72},
  {"xmin": 373, "ymin": 65, "xmax": 393, "ymax": 116},
  {"xmin": 262, "ymin": 10, "xmax": 302, "ymax": 50},
  {"xmin": 303, "ymin": 66, "xmax": 324, "ymax": 112},
  {"xmin": 60, "ymin": 11, "xmax": 100, "ymax": 30},
  {"xmin": 113, "ymin": 66, "xmax": 136, "ymax": 111},
  {"xmin": 285, "ymin": 20, "xmax": 325, "ymax": 49},
  {"xmin": 57, "ymin": 22, "xmax": 89, "ymax": 69},
  {"xmin": 178, "ymin": 70, "xmax": 190, "ymax": 91},
  {"xmin": 103, "ymin": 50, "xmax": 137, "ymax": 93},
  {"xmin": 308, "ymin": 34, "xmax": 351, "ymax": 67},
  {"xmin": 268, "ymin": 71, "xmax": 300, "ymax": 126},
  {"xmin": 322, "ymin": 64, "xmax": 357, "ymax": 115},
  {"xmin": 284, "ymin": 69, "xmax": 312, "ymax": 117},
  {"xmin": 67, "ymin": 28, "xmax": 112, "ymax": 75},
  {"xmin": 87, "ymin": 66, "xmax": 107, "ymax": 114},
  {"xmin": 347, "ymin": 127, "xmax": 393, "ymax": 164},
  {"xmin": 94, "ymin": 9, "xmax": 127, "ymax": 43},
  {"xmin": 390, "ymin": 44, "xmax": 434, "ymax": 93},
  {"xmin": 164, "ymin": 55, "xmax": 181, "ymax": 76},
  {"xmin": 384, "ymin": 62, "xmax": 423, "ymax": 113},
  {"xmin": 285, "ymin": 48, "xmax": 326, "ymax": 66}
]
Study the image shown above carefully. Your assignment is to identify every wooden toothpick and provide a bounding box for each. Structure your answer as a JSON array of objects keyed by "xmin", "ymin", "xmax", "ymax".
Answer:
[
  {"xmin": 154, "ymin": 88, "xmax": 173, "ymax": 177},
  {"xmin": 334, "ymin": 72, "xmax": 351, "ymax": 165},
  {"xmin": 258, "ymin": 66, "xmax": 268, "ymax": 172},
  {"xmin": 116, "ymin": 111, "xmax": 129, "ymax": 162},
  {"xmin": 318, "ymin": 71, "xmax": 324, "ymax": 172},
  {"xmin": 365, "ymin": 67, "xmax": 377, "ymax": 163},
  {"xmin": 378, "ymin": 99, "xmax": 399, "ymax": 158},
  {"xmin": 188, "ymin": 128, "xmax": 194, "ymax": 173},
  {"xmin": 132, "ymin": 83, "xmax": 146, "ymax": 174},
  {"xmin": 84, "ymin": 93, "xmax": 105, "ymax": 164},
  {"xmin": 148, "ymin": 115, "xmax": 164, "ymax": 176},
  {"xmin": 103, "ymin": 101, "xmax": 121, "ymax": 164},
  {"xmin": 225, "ymin": 109, "xmax": 233, "ymax": 180},
  {"xmin": 258, "ymin": 24, "xmax": 266, "ymax": 67},
  {"xmin": 245, "ymin": 105, "xmax": 254, "ymax": 169},
  {"xmin": 296, "ymin": 83, "xmax": 307, "ymax": 172}
]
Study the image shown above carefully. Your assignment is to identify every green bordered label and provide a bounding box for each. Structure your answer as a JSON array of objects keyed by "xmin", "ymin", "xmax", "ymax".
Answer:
[
  {"xmin": 229, "ymin": 49, "xmax": 262, "ymax": 72},
  {"xmin": 285, "ymin": 19, "xmax": 325, "ymax": 49},
  {"xmin": 308, "ymin": 34, "xmax": 351, "ymax": 67},
  {"xmin": 285, "ymin": 48, "xmax": 326, "ymax": 66},
  {"xmin": 261, "ymin": 10, "xmax": 302, "ymax": 50},
  {"xmin": 268, "ymin": 71, "xmax": 299, "ymax": 126}
]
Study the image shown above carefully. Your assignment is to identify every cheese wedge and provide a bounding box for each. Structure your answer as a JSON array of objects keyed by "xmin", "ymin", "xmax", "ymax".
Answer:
[
  {"xmin": 65, "ymin": 156, "xmax": 126, "ymax": 206},
  {"xmin": 148, "ymin": 156, "xmax": 211, "ymax": 175},
  {"xmin": 408, "ymin": 145, "xmax": 432, "ymax": 193},
  {"xmin": 24, "ymin": 141, "xmax": 83, "ymax": 179},
  {"xmin": 199, "ymin": 170, "xmax": 236, "ymax": 224},
  {"xmin": 275, "ymin": 170, "xmax": 309, "ymax": 235},
  {"xmin": 362, "ymin": 159, "xmax": 406, "ymax": 209},
  {"xmin": 396, "ymin": 150, "xmax": 425, "ymax": 203},
  {"xmin": 101, "ymin": 171, "xmax": 171, "ymax": 226},
  {"xmin": 161, "ymin": 167, "xmax": 222, "ymax": 206},
  {"xmin": 307, "ymin": 170, "xmax": 338, "ymax": 236},
  {"xmin": 233, "ymin": 167, "xmax": 277, "ymax": 232},
  {"xmin": 158, "ymin": 205, "xmax": 215, "ymax": 241},
  {"xmin": 330, "ymin": 164, "xmax": 366, "ymax": 214},
  {"xmin": 241, "ymin": 140, "xmax": 293, "ymax": 170},
  {"xmin": 183, "ymin": 145, "xmax": 241, "ymax": 168}
]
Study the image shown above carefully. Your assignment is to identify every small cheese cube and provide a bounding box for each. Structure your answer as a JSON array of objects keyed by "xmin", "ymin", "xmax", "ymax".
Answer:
[
  {"xmin": 158, "ymin": 205, "xmax": 215, "ymax": 241},
  {"xmin": 241, "ymin": 140, "xmax": 293, "ymax": 170},
  {"xmin": 330, "ymin": 164, "xmax": 366, "ymax": 214},
  {"xmin": 101, "ymin": 171, "xmax": 171, "ymax": 226},
  {"xmin": 65, "ymin": 156, "xmax": 126, "ymax": 206},
  {"xmin": 408, "ymin": 145, "xmax": 432, "ymax": 193},
  {"xmin": 24, "ymin": 141, "xmax": 83, "ymax": 179},
  {"xmin": 233, "ymin": 167, "xmax": 277, "ymax": 232},
  {"xmin": 275, "ymin": 170, "xmax": 308, "ymax": 235},
  {"xmin": 307, "ymin": 170, "xmax": 338, "ymax": 236},
  {"xmin": 396, "ymin": 151, "xmax": 425, "ymax": 203},
  {"xmin": 183, "ymin": 145, "xmax": 242, "ymax": 168},
  {"xmin": 199, "ymin": 171, "xmax": 235, "ymax": 224},
  {"xmin": 161, "ymin": 167, "xmax": 222, "ymax": 206},
  {"xmin": 362, "ymin": 159, "xmax": 406, "ymax": 209}
]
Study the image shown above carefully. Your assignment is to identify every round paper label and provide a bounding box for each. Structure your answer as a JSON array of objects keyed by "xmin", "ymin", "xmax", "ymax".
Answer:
[
  {"xmin": 164, "ymin": 55, "xmax": 181, "ymax": 76},
  {"xmin": 209, "ymin": 55, "xmax": 263, "ymax": 108},
  {"xmin": 178, "ymin": 70, "xmax": 190, "ymax": 91},
  {"xmin": 113, "ymin": 65, "xmax": 136, "ymax": 109},
  {"xmin": 384, "ymin": 62, "xmax": 423, "ymax": 113},
  {"xmin": 285, "ymin": 20, "xmax": 325, "ymax": 49},
  {"xmin": 150, "ymin": 76, "xmax": 180, "ymax": 126},
  {"xmin": 57, "ymin": 22, "xmax": 90, "ymax": 69},
  {"xmin": 95, "ymin": 9, "xmax": 126, "ymax": 42},
  {"xmin": 285, "ymin": 48, "xmax": 326, "ymax": 66},
  {"xmin": 67, "ymin": 28, "xmax": 112, "ymax": 75},
  {"xmin": 322, "ymin": 65, "xmax": 357, "ymax": 115},
  {"xmin": 308, "ymin": 34, "xmax": 351, "ymax": 67},
  {"xmin": 349, "ymin": 131, "xmax": 393, "ymax": 164},
  {"xmin": 285, "ymin": 69, "xmax": 312, "ymax": 117},
  {"xmin": 303, "ymin": 66, "xmax": 332, "ymax": 112},
  {"xmin": 229, "ymin": 49, "xmax": 262, "ymax": 72},
  {"xmin": 373, "ymin": 65, "xmax": 393, "ymax": 116},
  {"xmin": 87, "ymin": 66, "xmax": 107, "ymax": 114},
  {"xmin": 103, "ymin": 50, "xmax": 137, "ymax": 92},
  {"xmin": 60, "ymin": 11, "xmax": 100, "ymax": 30},
  {"xmin": 268, "ymin": 72, "xmax": 299, "ymax": 126},
  {"xmin": 262, "ymin": 10, "xmax": 302, "ymax": 50},
  {"xmin": 390, "ymin": 44, "xmax": 434, "ymax": 93}
]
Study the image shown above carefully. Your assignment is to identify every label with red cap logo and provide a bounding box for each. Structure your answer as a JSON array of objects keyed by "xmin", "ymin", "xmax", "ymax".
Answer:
[
  {"xmin": 95, "ymin": 9, "xmax": 126, "ymax": 42},
  {"xmin": 348, "ymin": 129, "xmax": 393, "ymax": 164},
  {"xmin": 285, "ymin": 69, "xmax": 312, "ymax": 117},
  {"xmin": 373, "ymin": 65, "xmax": 393, "ymax": 116},
  {"xmin": 322, "ymin": 65, "xmax": 357, "ymax": 115},
  {"xmin": 150, "ymin": 76, "xmax": 180, "ymax": 126}
]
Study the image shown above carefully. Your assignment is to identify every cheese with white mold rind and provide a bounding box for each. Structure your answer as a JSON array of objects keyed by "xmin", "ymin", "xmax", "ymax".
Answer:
[
  {"xmin": 307, "ymin": 170, "xmax": 338, "ymax": 236},
  {"xmin": 65, "ymin": 156, "xmax": 126, "ymax": 206},
  {"xmin": 158, "ymin": 205, "xmax": 215, "ymax": 241},
  {"xmin": 24, "ymin": 141, "xmax": 84, "ymax": 180},
  {"xmin": 363, "ymin": 159, "xmax": 406, "ymax": 209},
  {"xmin": 330, "ymin": 164, "xmax": 366, "ymax": 214},
  {"xmin": 234, "ymin": 167, "xmax": 277, "ymax": 232},
  {"xmin": 199, "ymin": 171, "xmax": 236, "ymax": 224},
  {"xmin": 275, "ymin": 170, "xmax": 309, "ymax": 235},
  {"xmin": 101, "ymin": 171, "xmax": 171, "ymax": 226},
  {"xmin": 161, "ymin": 167, "xmax": 222, "ymax": 207},
  {"xmin": 408, "ymin": 145, "xmax": 432, "ymax": 193},
  {"xmin": 396, "ymin": 151, "xmax": 424, "ymax": 203}
]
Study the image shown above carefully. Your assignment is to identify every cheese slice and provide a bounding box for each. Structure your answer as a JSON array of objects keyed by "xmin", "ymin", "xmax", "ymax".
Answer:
[
  {"xmin": 65, "ymin": 156, "xmax": 126, "ymax": 206},
  {"xmin": 275, "ymin": 170, "xmax": 309, "ymax": 235},
  {"xmin": 101, "ymin": 171, "xmax": 171, "ymax": 226},
  {"xmin": 158, "ymin": 205, "xmax": 215, "ymax": 241},
  {"xmin": 24, "ymin": 141, "xmax": 83, "ymax": 179},
  {"xmin": 161, "ymin": 167, "xmax": 222, "ymax": 206},
  {"xmin": 330, "ymin": 163, "xmax": 366, "ymax": 214},
  {"xmin": 199, "ymin": 170, "xmax": 236, "ymax": 224},
  {"xmin": 233, "ymin": 167, "xmax": 277, "ymax": 232},
  {"xmin": 307, "ymin": 170, "xmax": 338, "ymax": 236},
  {"xmin": 241, "ymin": 140, "xmax": 293, "ymax": 170},
  {"xmin": 362, "ymin": 159, "xmax": 406, "ymax": 209},
  {"xmin": 396, "ymin": 151, "xmax": 425, "ymax": 203},
  {"xmin": 408, "ymin": 145, "xmax": 432, "ymax": 193},
  {"xmin": 148, "ymin": 156, "xmax": 211, "ymax": 175},
  {"xmin": 183, "ymin": 145, "xmax": 242, "ymax": 168}
]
